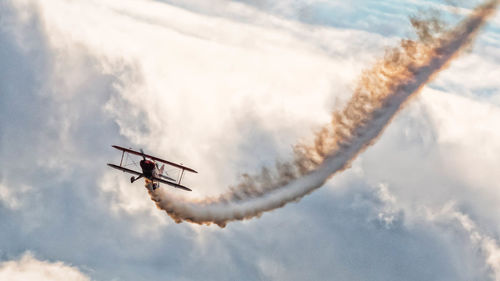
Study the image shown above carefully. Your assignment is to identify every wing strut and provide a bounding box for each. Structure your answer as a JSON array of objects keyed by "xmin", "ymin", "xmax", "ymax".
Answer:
[
  {"xmin": 119, "ymin": 150, "xmax": 125, "ymax": 166},
  {"xmin": 178, "ymin": 169, "xmax": 185, "ymax": 185}
]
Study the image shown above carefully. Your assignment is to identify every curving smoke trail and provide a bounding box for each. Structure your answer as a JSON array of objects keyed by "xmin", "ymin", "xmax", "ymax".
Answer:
[{"xmin": 148, "ymin": 0, "xmax": 499, "ymax": 227}]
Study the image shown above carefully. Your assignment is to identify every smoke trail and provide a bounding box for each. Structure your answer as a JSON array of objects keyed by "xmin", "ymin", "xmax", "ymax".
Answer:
[{"xmin": 148, "ymin": 1, "xmax": 499, "ymax": 227}]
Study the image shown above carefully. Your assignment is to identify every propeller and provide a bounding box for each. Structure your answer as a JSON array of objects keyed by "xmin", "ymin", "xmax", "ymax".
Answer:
[{"xmin": 139, "ymin": 148, "xmax": 147, "ymax": 161}]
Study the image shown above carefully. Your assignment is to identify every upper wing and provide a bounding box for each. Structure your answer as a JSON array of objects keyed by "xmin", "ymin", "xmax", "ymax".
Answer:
[
  {"xmin": 107, "ymin": 163, "xmax": 142, "ymax": 176},
  {"xmin": 112, "ymin": 145, "xmax": 198, "ymax": 173},
  {"xmin": 152, "ymin": 176, "xmax": 192, "ymax": 192}
]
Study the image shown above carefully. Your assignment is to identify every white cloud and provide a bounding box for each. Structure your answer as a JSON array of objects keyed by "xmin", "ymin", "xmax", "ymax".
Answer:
[
  {"xmin": 18, "ymin": 0, "xmax": 361, "ymax": 176},
  {"xmin": 256, "ymin": 257, "xmax": 288, "ymax": 281},
  {"xmin": 353, "ymin": 87, "xmax": 500, "ymax": 279},
  {"xmin": 98, "ymin": 171, "xmax": 170, "ymax": 236},
  {"xmin": 357, "ymin": 86, "xmax": 500, "ymax": 226},
  {"xmin": 424, "ymin": 203, "xmax": 500, "ymax": 281},
  {"xmin": 14, "ymin": 0, "xmax": 391, "ymax": 218},
  {"xmin": 0, "ymin": 252, "xmax": 91, "ymax": 281},
  {"xmin": 0, "ymin": 182, "xmax": 31, "ymax": 210},
  {"xmin": 423, "ymin": 88, "xmax": 500, "ymax": 193},
  {"xmin": 2, "ymin": 0, "xmax": 500, "ymax": 280}
]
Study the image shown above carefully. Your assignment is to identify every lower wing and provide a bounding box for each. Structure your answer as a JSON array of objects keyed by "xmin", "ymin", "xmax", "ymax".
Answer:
[
  {"xmin": 107, "ymin": 164, "xmax": 142, "ymax": 176},
  {"xmin": 152, "ymin": 176, "xmax": 192, "ymax": 192},
  {"xmin": 107, "ymin": 164, "xmax": 191, "ymax": 191}
]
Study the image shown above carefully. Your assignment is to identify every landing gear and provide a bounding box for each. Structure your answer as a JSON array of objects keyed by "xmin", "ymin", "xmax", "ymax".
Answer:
[
  {"xmin": 152, "ymin": 183, "xmax": 159, "ymax": 190},
  {"xmin": 130, "ymin": 174, "xmax": 143, "ymax": 183}
]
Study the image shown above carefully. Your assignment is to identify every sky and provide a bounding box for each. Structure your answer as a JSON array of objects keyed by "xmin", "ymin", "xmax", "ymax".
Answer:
[{"xmin": 0, "ymin": 0, "xmax": 499, "ymax": 280}]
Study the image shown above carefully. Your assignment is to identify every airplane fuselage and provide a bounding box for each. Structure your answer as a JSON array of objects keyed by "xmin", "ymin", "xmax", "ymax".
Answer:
[
  {"xmin": 108, "ymin": 145, "xmax": 195, "ymax": 192},
  {"xmin": 140, "ymin": 159, "xmax": 158, "ymax": 180}
]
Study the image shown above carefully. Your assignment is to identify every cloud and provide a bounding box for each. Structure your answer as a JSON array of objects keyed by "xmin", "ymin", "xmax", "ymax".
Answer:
[
  {"xmin": 0, "ymin": 182, "xmax": 31, "ymax": 210},
  {"xmin": 423, "ymin": 203, "xmax": 500, "ymax": 280},
  {"xmin": 19, "ymin": 0, "xmax": 388, "ymax": 217},
  {"xmin": 1, "ymin": 0, "xmax": 500, "ymax": 280},
  {"xmin": 360, "ymin": 87, "xmax": 500, "ymax": 231},
  {"xmin": 423, "ymin": 88, "xmax": 500, "ymax": 192},
  {"xmin": 140, "ymin": 0, "xmax": 499, "ymax": 226},
  {"xmin": 98, "ymin": 171, "xmax": 170, "ymax": 236},
  {"xmin": 0, "ymin": 252, "xmax": 91, "ymax": 281}
]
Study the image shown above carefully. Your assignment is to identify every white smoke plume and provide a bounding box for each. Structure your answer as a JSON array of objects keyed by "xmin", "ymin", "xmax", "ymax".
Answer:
[{"xmin": 149, "ymin": 0, "xmax": 499, "ymax": 227}]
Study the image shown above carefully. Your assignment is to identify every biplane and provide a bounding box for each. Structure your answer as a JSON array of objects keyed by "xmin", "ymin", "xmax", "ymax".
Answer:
[{"xmin": 107, "ymin": 145, "xmax": 197, "ymax": 191}]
